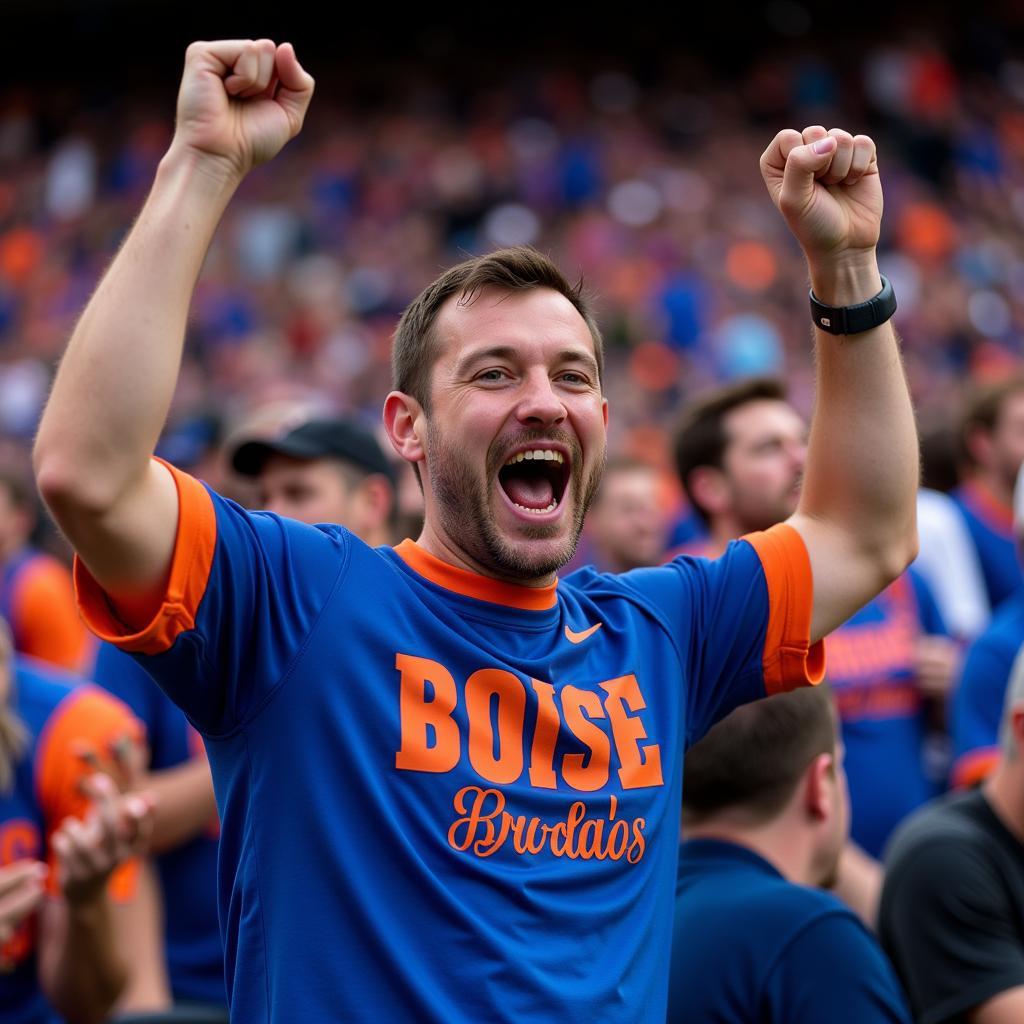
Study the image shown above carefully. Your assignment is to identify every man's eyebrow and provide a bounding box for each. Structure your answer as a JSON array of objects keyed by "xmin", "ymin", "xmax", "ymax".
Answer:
[
  {"xmin": 454, "ymin": 346, "xmax": 600, "ymax": 378},
  {"xmin": 454, "ymin": 346, "xmax": 520, "ymax": 376}
]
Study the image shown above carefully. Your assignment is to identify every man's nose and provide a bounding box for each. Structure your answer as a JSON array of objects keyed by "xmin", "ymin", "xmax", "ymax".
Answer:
[{"xmin": 516, "ymin": 372, "xmax": 567, "ymax": 426}]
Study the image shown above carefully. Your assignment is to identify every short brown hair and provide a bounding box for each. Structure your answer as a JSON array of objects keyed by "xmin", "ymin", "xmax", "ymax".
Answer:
[
  {"xmin": 673, "ymin": 377, "xmax": 787, "ymax": 525},
  {"xmin": 682, "ymin": 686, "xmax": 835, "ymax": 826},
  {"xmin": 392, "ymin": 246, "xmax": 603, "ymax": 411},
  {"xmin": 959, "ymin": 373, "xmax": 1024, "ymax": 469}
]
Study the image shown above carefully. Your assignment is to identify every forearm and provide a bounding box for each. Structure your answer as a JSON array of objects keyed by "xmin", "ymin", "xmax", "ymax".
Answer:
[
  {"xmin": 46, "ymin": 894, "xmax": 127, "ymax": 1024},
  {"xmin": 796, "ymin": 250, "xmax": 918, "ymax": 578},
  {"xmin": 35, "ymin": 146, "xmax": 238, "ymax": 515},
  {"xmin": 147, "ymin": 755, "xmax": 218, "ymax": 853}
]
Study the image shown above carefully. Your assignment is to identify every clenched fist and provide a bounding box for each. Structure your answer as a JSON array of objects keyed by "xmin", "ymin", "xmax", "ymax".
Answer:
[
  {"xmin": 172, "ymin": 39, "xmax": 315, "ymax": 184},
  {"xmin": 761, "ymin": 125, "xmax": 882, "ymax": 266}
]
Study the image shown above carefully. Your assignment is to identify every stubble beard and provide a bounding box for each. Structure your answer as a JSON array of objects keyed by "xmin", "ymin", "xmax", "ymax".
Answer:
[{"xmin": 426, "ymin": 423, "xmax": 605, "ymax": 581}]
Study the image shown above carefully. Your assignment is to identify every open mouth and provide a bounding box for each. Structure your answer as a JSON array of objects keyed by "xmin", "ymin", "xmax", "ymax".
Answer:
[{"xmin": 497, "ymin": 448, "xmax": 571, "ymax": 515}]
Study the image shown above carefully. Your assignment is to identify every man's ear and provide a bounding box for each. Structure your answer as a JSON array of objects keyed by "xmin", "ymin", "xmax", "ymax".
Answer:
[
  {"xmin": 383, "ymin": 392, "xmax": 426, "ymax": 469},
  {"xmin": 803, "ymin": 753, "xmax": 834, "ymax": 823},
  {"xmin": 354, "ymin": 475, "xmax": 394, "ymax": 532},
  {"xmin": 687, "ymin": 466, "xmax": 730, "ymax": 519}
]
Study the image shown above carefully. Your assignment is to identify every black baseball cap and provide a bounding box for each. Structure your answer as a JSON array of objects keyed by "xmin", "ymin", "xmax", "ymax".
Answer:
[{"xmin": 231, "ymin": 418, "xmax": 396, "ymax": 486}]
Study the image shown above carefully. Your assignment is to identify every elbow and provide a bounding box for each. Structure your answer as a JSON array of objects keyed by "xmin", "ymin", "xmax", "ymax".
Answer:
[
  {"xmin": 34, "ymin": 448, "xmax": 121, "ymax": 526},
  {"xmin": 876, "ymin": 523, "xmax": 919, "ymax": 589}
]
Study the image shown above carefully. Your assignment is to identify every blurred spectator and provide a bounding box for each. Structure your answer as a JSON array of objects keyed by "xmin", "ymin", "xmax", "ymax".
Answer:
[
  {"xmin": 880, "ymin": 643, "xmax": 1024, "ymax": 1024},
  {"xmin": 951, "ymin": 375, "xmax": 1024, "ymax": 613},
  {"xmin": 0, "ymin": 617, "xmax": 161, "ymax": 1022},
  {"xmin": 669, "ymin": 686, "xmax": 910, "ymax": 1024},
  {"xmin": 0, "ymin": 467, "xmax": 93, "ymax": 672},
  {"xmin": 671, "ymin": 377, "xmax": 804, "ymax": 559},
  {"xmin": 914, "ymin": 487, "xmax": 989, "ymax": 643},
  {"xmin": 585, "ymin": 457, "xmax": 670, "ymax": 573},
  {"xmin": 950, "ymin": 468, "xmax": 1024, "ymax": 787},
  {"xmin": 230, "ymin": 417, "xmax": 397, "ymax": 546},
  {"xmin": 672, "ymin": 377, "xmax": 958, "ymax": 919}
]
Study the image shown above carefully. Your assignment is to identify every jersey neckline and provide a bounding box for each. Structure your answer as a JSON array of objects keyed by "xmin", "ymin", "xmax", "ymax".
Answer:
[{"xmin": 392, "ymin": 539, "xmax": 558, "ymax": 611}]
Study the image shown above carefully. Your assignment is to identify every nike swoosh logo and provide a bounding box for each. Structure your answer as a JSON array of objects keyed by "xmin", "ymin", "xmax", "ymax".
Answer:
[{"xmin": 564, "ymin": 622, "xmax": 603, "ymax": 644}]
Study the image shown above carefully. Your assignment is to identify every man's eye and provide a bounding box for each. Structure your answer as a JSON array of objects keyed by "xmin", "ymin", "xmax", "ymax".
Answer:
[
  {"xmin": 560, "ymin": 372, "xmax": 588, "ymax": 385},
  {"xmin": 477, "ymin": 369, "xmax": 507, "ymax": 382}
]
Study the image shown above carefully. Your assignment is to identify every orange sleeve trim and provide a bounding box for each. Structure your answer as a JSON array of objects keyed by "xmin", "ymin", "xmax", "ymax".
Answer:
[
  {"xmin": 35, "ymin": 687, "xmax": 145, "ymax": 900},
  {"xmin": 742, "ymin": 523, "xmax": 826, "ymax": 696},
  {"xmin": 73, "ymin": 460, "xmax": 217, "ymax": 656},
  {"xmin": 951, "ymin": 746, "xmax": 1000, "ymax": 789},
  {"xmin": 13, "ymin": 557, "xmax": 93, "ymax": 672}
]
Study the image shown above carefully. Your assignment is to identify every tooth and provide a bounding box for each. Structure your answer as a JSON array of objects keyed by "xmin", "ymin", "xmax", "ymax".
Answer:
[
  {"xmin": 532, "ymin": 449, "xmax": 545, "ymax": 459},
  {"xmin": 524, "ymin": 451, "xmax": 534, "ymax": 460},
  {"xmin": 554, "ymin": 453, "xmax": 563, "ymax": 463},
  {"xmin": 544, "ymin": 451, "xmax": 554, "ymax": 461}
]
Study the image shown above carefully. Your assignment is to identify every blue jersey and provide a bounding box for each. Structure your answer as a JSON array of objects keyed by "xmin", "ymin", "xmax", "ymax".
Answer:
[
  {"xmin": 951, "ymin": 589, "xmax": 1024, "ymax": 787},
  {"xmin": 92, "ymin": 642, "xmax": 225, "ymax": 1006},
  {"xmin": 823, "ymin": 570, "xmax": 948, "ymax": 858},
  {"xmin": 952, "ymin": 481, "xmax": 1022, "ymax": 612},
  {"xmin": 76, "ymin": 464, "xmax": 823, "ymax": 1023},
  {"xmin": 1, "ymin": 657, "xmax": 141, "ymax": 1024},
  {"xmin": 668, "ymin": 839, "xmax": 910, "ymax": 1023}
]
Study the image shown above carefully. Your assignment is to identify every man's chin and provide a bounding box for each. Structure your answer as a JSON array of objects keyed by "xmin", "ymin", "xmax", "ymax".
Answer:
[{"xmin": 483, "ymin": 518, "xmax": 581, "ymax": 581}]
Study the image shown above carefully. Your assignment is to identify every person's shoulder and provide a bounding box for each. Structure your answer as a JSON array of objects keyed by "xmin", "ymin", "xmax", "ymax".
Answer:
[
  {"xmin": 886, "ymin": 790, "xmax": 990, "ymax": 869},
  {"xmin": 680, "ymin": 842, "xmax": 845, "ymax": 937}
]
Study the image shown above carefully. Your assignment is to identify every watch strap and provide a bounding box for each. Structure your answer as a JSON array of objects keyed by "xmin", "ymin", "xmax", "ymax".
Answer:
[{"xmin": 809, "ymin": 274, "xmax": 897, "ymax": 335}]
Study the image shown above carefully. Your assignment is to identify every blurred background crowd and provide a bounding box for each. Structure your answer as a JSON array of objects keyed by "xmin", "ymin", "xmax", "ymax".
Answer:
[{"xmin": 2, "ymin": 2, "xmax": 1024, "ymax": 1021}]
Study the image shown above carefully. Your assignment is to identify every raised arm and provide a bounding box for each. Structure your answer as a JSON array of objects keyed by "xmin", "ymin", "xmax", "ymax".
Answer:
[
  {"xmin": 33, "ymin": 40, "xmax": 314, "ymax": 611},
  {"xmin": 761, "ymin": 126, "xmax": 919, "ymax": 642}
]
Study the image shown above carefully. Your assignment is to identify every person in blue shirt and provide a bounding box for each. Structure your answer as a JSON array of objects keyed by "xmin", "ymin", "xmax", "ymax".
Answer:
[
  {"xmin": 951, "ymin": 375, "xmax": 1024, "ymax": 613},
  {"xmin": 34, "ymin": 38, "xmax": 919, "ymax": 1023},
  {"xmin": 669, "ymin": 685, "xmax": 911, "ymax": 1023},
  {"xmin": 950, "ymin": 467, "xmax": 1024, "ymax": 788}
]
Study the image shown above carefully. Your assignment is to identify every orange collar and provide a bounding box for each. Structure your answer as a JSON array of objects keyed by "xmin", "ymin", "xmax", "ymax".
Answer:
[{"xmin": 393, "ymin": 540, "xmax": 558, "ymax": 611}]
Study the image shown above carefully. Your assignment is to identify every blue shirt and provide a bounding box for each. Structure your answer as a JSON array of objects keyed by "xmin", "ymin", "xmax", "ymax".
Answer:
[
  {"xmin": 92, "ymin": 642, "xmax": 225, "ymax": 1006},
  {"xmin": 952, "ymin": 481, "xmax": 1022, "ymax": 612},
  {"xmin": 668, "ymin": 839, "xmax": 910, "ymax": 1023},
  {"xmin": 951, "ymin": 588, "xmax": 1024, "ymax": 787},
  {"xmin": 76, "ymin": 464, "xmax": 822, "ymax": 1024},
  {"xmin": 824, "ymin": 569, "xmax": 948, "ymax": 858}
]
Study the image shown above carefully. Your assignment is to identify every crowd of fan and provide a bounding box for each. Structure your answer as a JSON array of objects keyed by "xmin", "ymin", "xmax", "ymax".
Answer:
[{"xmin": 1, "ymin": 23, "xmax": 1024, "ymax": 1024}]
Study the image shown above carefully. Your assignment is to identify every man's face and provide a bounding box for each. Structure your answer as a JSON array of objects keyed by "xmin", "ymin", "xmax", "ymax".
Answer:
[
  {"xmin": 590, "ymin": 467, "xmax": 668, "ymax": 571},
  {"xmin": 720, "ymin": 399, "xmax": 808, "ymax": 533},
  {"xmin": 420, "ymin": 286, "xmax": 608, "ymax": 581},
  {"xmin": 257, "ymin": 455, "xmax": 355, "ymax": 526},
  {"xmin": 990, "ymin": 392, "xmax": 1024, "ymax": 493}
]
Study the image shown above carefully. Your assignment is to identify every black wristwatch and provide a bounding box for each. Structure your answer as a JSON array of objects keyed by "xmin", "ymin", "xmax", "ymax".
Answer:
[{"xmin": 809, "ymin": 274, "xmax": 897, "ymax": 336}]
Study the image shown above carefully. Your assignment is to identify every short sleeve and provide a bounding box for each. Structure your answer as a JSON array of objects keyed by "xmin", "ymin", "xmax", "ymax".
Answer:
[
  {"xmin": 765, "ymin": 911, "xmax": 911, "ymax": 1023},
  {"xmin": 74, "ymin": 461, "xmax": 350, "ymax": 735},
  {"xmin": 34, "ymin": 686, "xmax": 145, "ymax": 901},
  {"xmin": 951, "ymin": 635, "xmax": 1016, "ymax": 787},
  {"xmin": 634, "ymin": 522, "xmax": 824, "ymax": 745},
  {"xmin": 881, "ymin": 837, "xmax": 1024, "ymax": 1024}
]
